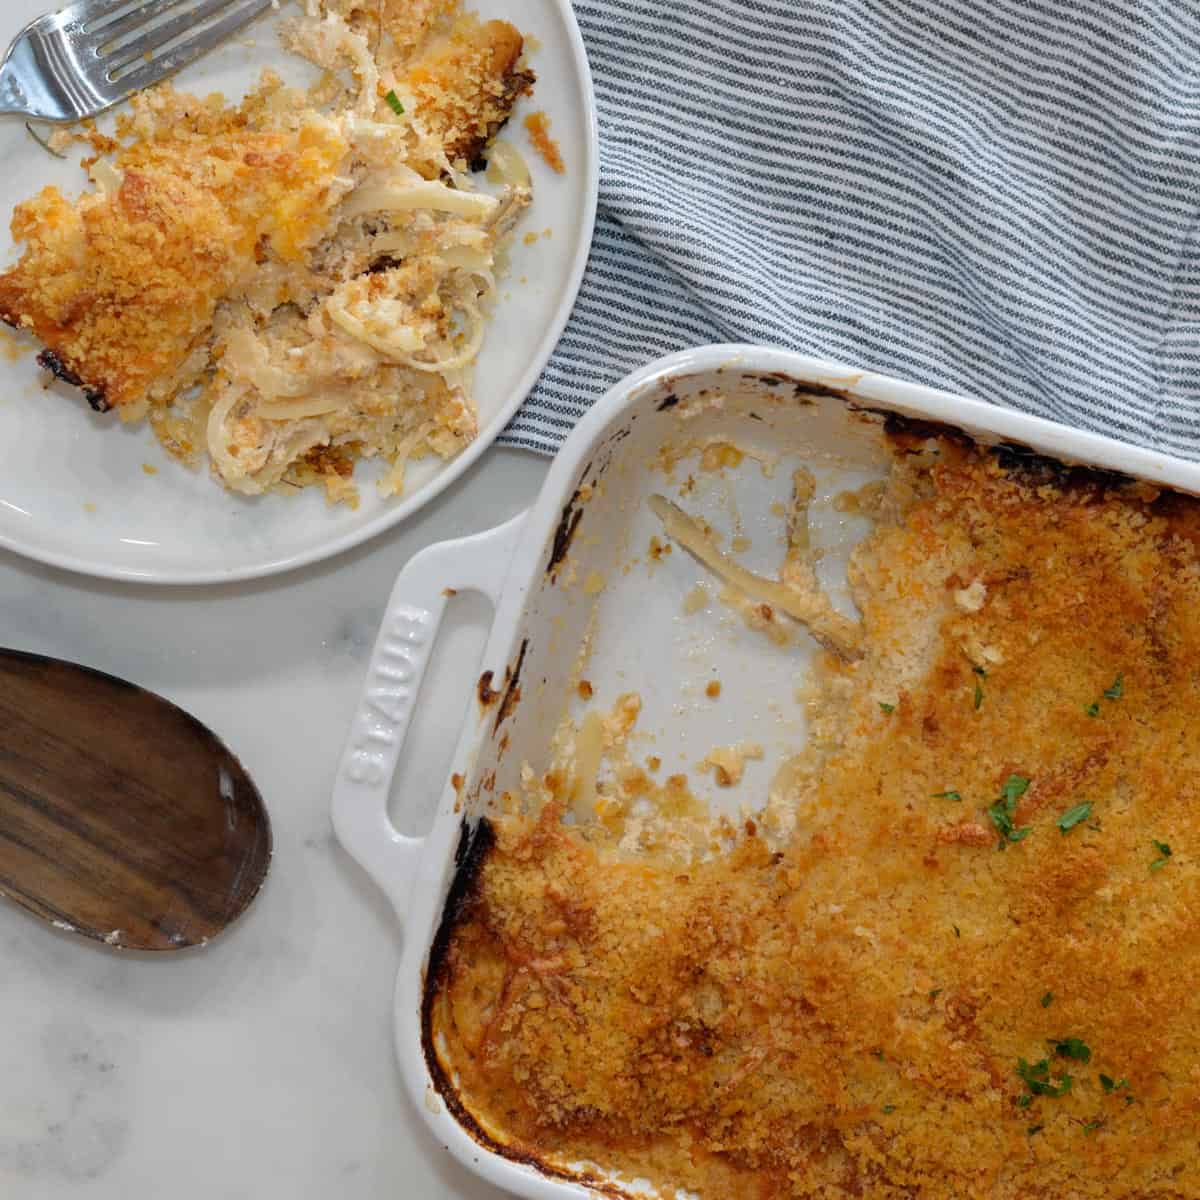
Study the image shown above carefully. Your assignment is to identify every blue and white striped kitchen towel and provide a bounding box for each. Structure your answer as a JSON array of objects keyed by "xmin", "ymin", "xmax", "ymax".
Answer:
[{"xmin": 501, "ymin": 0, "xmax": 1200, "ymax": 458}]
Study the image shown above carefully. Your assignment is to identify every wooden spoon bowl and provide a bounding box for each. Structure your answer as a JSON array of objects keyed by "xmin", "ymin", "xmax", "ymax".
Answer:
[{"xmin": 0, "ymin": 649, "xmax": 271, "ymax": 951}]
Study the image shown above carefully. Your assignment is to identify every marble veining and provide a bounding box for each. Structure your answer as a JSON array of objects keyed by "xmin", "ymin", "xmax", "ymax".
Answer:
[{"xmin": 1, "ymin": 1021, "xmax": 130, "ymax": 1183}]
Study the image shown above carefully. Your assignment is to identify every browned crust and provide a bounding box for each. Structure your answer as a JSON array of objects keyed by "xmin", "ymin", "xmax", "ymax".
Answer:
[
  {"xmin": 424, "ymin": 408, "xmax": 1200, "ymax": 1198},
  {"xmin": 0, "ymin": 172, "xmax": 245, "ymax": 410},
  {"xmin": 466, "ymin": 62, "xmax": 536, "ymax": 170},
  {"xmin": 0, "ymin": 121, "xmax": 347, "ymax": 412},
  {"xmin": 420, "ymin": 817, "xmax": 640, "ymax": 1199},
  {"xmin": 33, "ymin": 348, "xmax": 110, "ymax": 413},
  {"xmin": 403, "ymin": 16, "xmax": 535, "ymax": 168}
]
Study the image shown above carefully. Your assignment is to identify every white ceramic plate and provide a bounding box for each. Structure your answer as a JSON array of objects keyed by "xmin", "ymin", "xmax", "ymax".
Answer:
[{"xmin": 0, "ymin": 0, "xmax": 596, "ymax": 584}]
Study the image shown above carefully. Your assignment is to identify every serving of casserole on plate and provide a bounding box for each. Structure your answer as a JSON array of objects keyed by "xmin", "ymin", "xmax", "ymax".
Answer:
[
  {"xmin": 335, "ymin": 346, "xmax": 1200, "ymax": 1200},
  {"xmin": 0, "ymin": 0, "xmax": 595, "ymax": 582}
]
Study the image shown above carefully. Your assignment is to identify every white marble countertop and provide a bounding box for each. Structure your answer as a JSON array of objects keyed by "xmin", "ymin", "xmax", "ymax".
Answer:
[{"xmin": 0, "ymin": 447, "xmax": 549, "ymax": 1199}]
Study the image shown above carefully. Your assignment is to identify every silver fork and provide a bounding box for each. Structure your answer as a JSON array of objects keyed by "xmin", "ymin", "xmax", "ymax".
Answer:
[{"xmin": 0, "ymin": 0, "xmax": 276, "ymax": 123}]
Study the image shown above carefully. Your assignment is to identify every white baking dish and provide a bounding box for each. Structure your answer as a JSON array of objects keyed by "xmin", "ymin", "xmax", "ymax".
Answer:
[{"xmin": 331, "ymin": 344, "xmax": 1200, "ymax": 1199}]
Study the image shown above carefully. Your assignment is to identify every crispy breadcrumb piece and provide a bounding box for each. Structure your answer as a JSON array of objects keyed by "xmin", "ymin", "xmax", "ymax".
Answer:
[
  {"xmin": 403, "ymin": 14, "xmax": 533, "ymax": 166},
  {"xmin": 325, "ymin": 0, "xmax": 458, "ymax": 62},
  {"xmin": 0, "ymin": 176, "xmax": 238, "ymax": 412},
  {"xmin": 523, "ymin": 110, "xmax": 564, "ymax": 174}
]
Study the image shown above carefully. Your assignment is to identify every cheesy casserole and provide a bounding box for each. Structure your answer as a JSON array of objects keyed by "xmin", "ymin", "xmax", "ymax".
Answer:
[
  {"xmin": 428, "ymin": 428, "xmax": 1200, "ymax": 1199},
  {"xmin": 0, "ymin": 0, "xmax": 534, "ymax": 504}
]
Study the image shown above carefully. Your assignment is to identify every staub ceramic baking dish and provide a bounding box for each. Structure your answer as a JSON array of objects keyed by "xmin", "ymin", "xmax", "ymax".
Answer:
[{"xmin": 332, "ymin": 344, "xmax": 1200, "ymax": 1199}]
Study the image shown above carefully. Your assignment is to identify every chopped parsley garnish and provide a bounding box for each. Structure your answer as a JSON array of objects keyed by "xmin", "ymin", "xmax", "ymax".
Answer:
[
  {"xmin": 929, "ymin": 988, "xmax": 942, "ymax": 1000},
  {"xmin": 989, "ymin": 774, "xmax": 1032, "ymax": 847},
  {"xmin": 969, "ymin": 661, "xmax": 987, "ymax": 706},
  {"xmin": 1099, "ymin": 1074, "xmax": 1129, "ymax": 1094},
  {"xmin": 1057, "ymin": 802, "xmax": 1092, "ymax": 834},
  {"xmin": 1027, "ymin": 1124, "xmax": 1044, "ymax": 1136},
  {"xmin": 1082, "ymin": 1120, "xmax": 1104, "ymax": 1135},
  {"xmin": 872, "ymin": 1049, "xmax": 884, "ymax": 1060},
  {"xmin": 1150, "ymin": 839, "xmax": 1173, "ymax": 871},
  {"xmin": 987, "ymin": 801, "xmax": 1016, "ymax": 842},
  {"xmin": 879, "ymin": 702, "xmax": 895, "ymax": 714},
  {"xmin": 1017, "ymin": 1057, "xmax": 1073, "ymax": 1098},
  {"xmin": 1002, "ymin": 775, "xmax": 1031, "ymax": 802},
  {"xmin": 1081, "ymin": 674, "xmax": 1125, "ymax": 716},
  {"xmin": 1041, "ymin": 991, "xmax": 1053, "ymax": 1008},
  {"xmin": 882, "ymin": 1104, "xmax": 895, "ymax": 1114},
  {"xmin": 1050, "ymin": 1037, "xmax": 1091, "ymax": 1063},
  {"xmin": 384, "ymin": 90, "xmax": 405, "ymax": 115},
  {"xmin": 931, "ymin": 790, "xmax": 962, "ymax": 801}
]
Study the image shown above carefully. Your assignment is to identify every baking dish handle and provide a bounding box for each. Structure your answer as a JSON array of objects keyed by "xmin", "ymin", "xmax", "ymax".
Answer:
[{"xmin": 331, "ymin": 512, "xmax": 527, "ymax": 918}]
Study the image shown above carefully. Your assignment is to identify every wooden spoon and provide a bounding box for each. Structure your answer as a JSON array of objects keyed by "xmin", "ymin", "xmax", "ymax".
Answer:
[{"xmin": 0, "ymin": 649, "xmax": 271, "ymax": 951}]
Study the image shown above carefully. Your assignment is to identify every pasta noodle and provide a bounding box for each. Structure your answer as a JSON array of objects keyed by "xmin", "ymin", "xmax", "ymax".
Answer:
[
  {"xmin": 648, "ymin": 493, "xmax": 864, "ymax": 660},
  {"xmin": 340, "ymin": 179, "xmax": 501, "ymax": 220}
]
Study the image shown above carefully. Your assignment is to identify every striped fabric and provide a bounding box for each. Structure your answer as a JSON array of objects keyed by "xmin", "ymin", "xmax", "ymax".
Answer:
[{"xmin": 500, "ymin": 0, "xmax": 1200, "ymax": 458}]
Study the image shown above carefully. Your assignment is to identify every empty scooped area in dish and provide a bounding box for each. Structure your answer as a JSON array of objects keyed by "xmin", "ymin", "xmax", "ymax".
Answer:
[
  {"xmin": 467, "ymin": 369, "xmax": 895, "ymax": 841},
  {"xmin": 543, "ymin": 380, "xmax": 888, "ymax": 840}
]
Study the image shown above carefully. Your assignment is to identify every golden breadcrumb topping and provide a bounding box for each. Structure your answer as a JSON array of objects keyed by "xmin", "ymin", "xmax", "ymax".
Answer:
[
  {"xmin": 431, "ymin": 440, "xmax": 1200, "ymax": 1198},
  {"xmin": 403, "ymin": 14, "xmax": 533, "ymax": 166},
  {"xmin": 0, "ymin": 118, "xmax": 347, "ymax": 410},
  {"xmin": 0, "ymin": 0, "xmax": 534, "ymax": 501},
  {"xmin": 326, "ymin": 0, "xmax": 458, "ymax": 61}
]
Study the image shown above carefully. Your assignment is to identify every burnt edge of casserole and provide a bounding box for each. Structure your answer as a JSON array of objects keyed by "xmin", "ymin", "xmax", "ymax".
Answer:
[
  {"xmin": 741, "ymin": 373, "xmax": 1138, "ymax": 495},
  {"xmin": 420, "ymin": 817, "xmax": 633, "ymax": 1196},
  {"xmin": 748, "ymin": 370, "xmax": 825, "ymax": 403},
  {"xmin": 421, "ymin": 817, "xmax": 493, "ymax": 1042},
  {"xmin": 865, "ymin": 406, "xmax": 1138, "ymax": 493},
  {"xmin": 492, "ymin": 638, "xmax": 528, "ymax": 735},
  {"xmin": 35, "ymin": 348, "xmax": 111, "ymax": 413},
  {"xmin": 546, "ymin": 427, "xmax": 637, "ymax": 583},
  {"xmin": 546, "ymin": 493, "xmax": 584, "ymax": 580}
]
